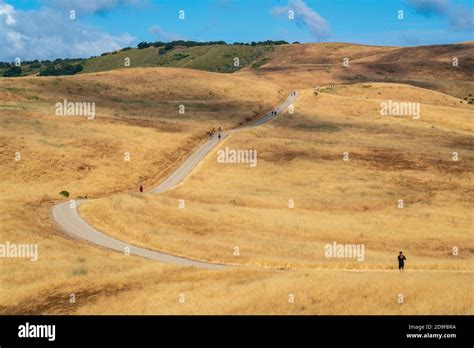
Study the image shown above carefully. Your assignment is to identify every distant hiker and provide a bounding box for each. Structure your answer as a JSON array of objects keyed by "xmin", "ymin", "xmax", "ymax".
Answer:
[
  {"xmin": 139, "ymin": 185, "xmax": 143, "ymax": 193},
  {"xmin": 398, "ymin": 251, "xmax": 406, "ymax": 271},
  {"xmin": 218, "ymin": 133, "xmax": 222, "ymax": 141}
]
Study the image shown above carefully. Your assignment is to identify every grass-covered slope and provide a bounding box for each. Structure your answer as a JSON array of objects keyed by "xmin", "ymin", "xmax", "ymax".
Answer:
[{"xmin": 81, "ymin": 44, "xmax": 275, "ymax": 74}]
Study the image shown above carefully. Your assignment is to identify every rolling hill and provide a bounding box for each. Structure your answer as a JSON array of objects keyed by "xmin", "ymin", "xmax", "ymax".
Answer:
[{"xmin": 3, "ymin": 41, "xmax": 473, "ymax": 98}]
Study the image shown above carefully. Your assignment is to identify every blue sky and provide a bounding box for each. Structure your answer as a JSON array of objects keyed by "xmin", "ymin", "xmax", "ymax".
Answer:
[{"xmin": 0, "ymin": 0, "xmax": 473, "ymax": 61}]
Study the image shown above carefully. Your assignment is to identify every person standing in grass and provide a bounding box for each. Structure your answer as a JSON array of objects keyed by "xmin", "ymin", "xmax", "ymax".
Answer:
[
  {"xmin": 398, "ymin": 251, "xmax": 406, "ymax": 271},
  {"xmin": 139, "ymin": 185, "xmax": 143, "ymax": 193}
]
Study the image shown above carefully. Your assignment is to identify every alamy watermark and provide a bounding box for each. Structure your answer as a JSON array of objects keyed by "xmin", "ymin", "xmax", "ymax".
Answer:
[
  {"xmin": 380, "ymin": 100, "xmax": 420, "ymax": 119},
  {"xmin": 217, "ymin": 147, "xmax": 257, "ymax": 167},
  {"xmin": 324, "ymin": 241, "xmax": 365, "ymax": 262},
  {"xmin": 0, "ymin": 241, "xmax": 38, "ymax": 261},
  {"xmin": 55, "ymin": 99, "xmax": 96, "ymax": 120},
  {"xmin": 18, "ymin": 322, "xmax": 55, "ymax": 341}
]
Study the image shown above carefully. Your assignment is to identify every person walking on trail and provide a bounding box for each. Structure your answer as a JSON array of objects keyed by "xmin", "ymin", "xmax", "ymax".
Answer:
[
  {"xmin": 139, "ymin": 185, "xmax": 144, "ymax": 193},
  {"xmin": 218, "ymin": 126, "xmax": 222, "ymax": 141},
  {"xmin": 398, "ymin": 251, "xmax": 406, "ymax": 271}
]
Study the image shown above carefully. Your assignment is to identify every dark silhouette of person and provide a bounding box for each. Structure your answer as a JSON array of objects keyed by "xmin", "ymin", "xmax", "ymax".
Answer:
[
  {"xmin": 398, "ymin": 251, "xmax": 406, "ymax": 271},
  {"xmin": 139, "ymin": 185, "xmax": 143, "ymax": 193}
]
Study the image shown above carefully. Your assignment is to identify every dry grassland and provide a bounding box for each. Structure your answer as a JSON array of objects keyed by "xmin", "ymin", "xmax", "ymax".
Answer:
[
  {"xmin": 1, "ymin": 64, "xmax": 472, "ymax": 314},
  {"xmin": 0, "ymin": 68, "xmax": 284, "ymax": 314},
  {"xmin": 82, "ymin": 83, "xmax": 473, "ymax": 269}
]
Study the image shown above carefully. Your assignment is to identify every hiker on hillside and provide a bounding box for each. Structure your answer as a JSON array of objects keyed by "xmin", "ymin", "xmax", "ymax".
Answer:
[
  {"xmin": 139, "ymin": 185, "xmax": 143, "ymax": 193},
  {"xmin": 397, "ymin": 251, "xmax": 406, "ymax": 271}
]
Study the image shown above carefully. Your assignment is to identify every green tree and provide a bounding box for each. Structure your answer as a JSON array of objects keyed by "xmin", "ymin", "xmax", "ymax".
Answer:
[{"xmin": 3, "ymin": 66, "xmax": 22, "ymax": 77}]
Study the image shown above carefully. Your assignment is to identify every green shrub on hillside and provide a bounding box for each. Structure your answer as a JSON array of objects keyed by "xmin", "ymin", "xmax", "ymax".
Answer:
[
  {"xmin": 137, "ymin": 42, "xmax": 151, "ymax": 49},
  {"xmin": 39, "ymin": 64, "xmax": 83, "ymax": 76},
  {"xmin": 3, "ymin": 66, "xmax": 22, "ymax": 77}
]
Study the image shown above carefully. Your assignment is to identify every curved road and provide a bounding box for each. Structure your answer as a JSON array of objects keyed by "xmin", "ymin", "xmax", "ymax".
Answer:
[{"xmin": 51, "ymin": 92, "xmax": 299, "ymax": 269}]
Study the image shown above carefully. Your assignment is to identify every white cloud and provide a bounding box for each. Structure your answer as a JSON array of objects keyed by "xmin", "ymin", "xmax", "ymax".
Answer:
[
  {"xmin": 271, "ymin": 0, "xmax": 330, "ymax": 39},
  {"xmin": 0, "ymin": 2, "xmax": 15, "ymax": 25},
  {"xmin": 149, "ymin": 25, "xmax": 184, "ymax": 41},
  {"xmin": 44, "ymin": 0, "xmax": 146, "ymax": 14},
  {"xmin": 0, "ymin": 1, "xmax": 135, "ymax": 61},
  {"xmin": 406, "ymin": 0, "xmax": 474, "ymax": 30}
]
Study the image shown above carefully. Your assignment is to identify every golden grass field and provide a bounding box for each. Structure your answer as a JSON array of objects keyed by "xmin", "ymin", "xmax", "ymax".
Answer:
[
  {"xmin": 1, "ymin": 49, "xmax": 473, "ymax": 314},
  {"xmin": 81, "ymin": 83, "xmax": 474, "ymax": 269},
  {"xmin": 80, "ymin": 82, "xmax": 473, "ymax": 313},
  {"xmin": 241, "ymin": 42, "xmax": 474, "ymax": 99}
]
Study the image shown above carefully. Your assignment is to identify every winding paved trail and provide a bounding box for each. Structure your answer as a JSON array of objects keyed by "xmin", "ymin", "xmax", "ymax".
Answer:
[
  {"xmin": 51, "ymin": 93, "xmax": 299, "ymax": 269},
  {"xmin": 50, "ymin": 91, "xmax": 474, "ymax": 274}
]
